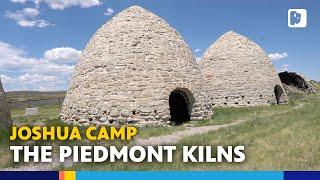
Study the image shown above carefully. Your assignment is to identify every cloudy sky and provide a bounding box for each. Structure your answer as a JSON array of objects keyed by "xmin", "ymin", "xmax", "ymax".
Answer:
[{"xmin": 0, "ymin": 0, "xmax": 319, "ymax": 91}]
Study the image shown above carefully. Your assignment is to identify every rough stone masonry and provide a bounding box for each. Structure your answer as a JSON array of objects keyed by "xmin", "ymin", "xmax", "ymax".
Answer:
[
  {"xmin": 0, "ymin": 78, "xmax": 12, "ymax": 130},
  {"xmin": 61, "ymin": 6, "xmax": 287, "ymax": 126},
  {"xmin": 200, "ymin": 31, "xmax": 288, "ymax": 107}
]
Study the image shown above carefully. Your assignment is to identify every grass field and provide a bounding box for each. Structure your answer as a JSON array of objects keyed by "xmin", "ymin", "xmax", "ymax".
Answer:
[
  {"xmin": 5, "ymin": 91, "xmax": 66, "ymax": 101},
  {"xmin": 0, "ymin": 92, "xmax": 319, "ymax": 170}
]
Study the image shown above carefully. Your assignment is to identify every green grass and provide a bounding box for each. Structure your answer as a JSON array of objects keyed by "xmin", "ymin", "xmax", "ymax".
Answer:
[
  {"xmin": 6, "ymin": 91, "xmax": 66, "ymax": 101},
  {"xmin": 0, "ymin": 129, "xmax": 13, "ymax": 168},
  {"xmin": 309, "ymin": 81, "xmax": 320, "ymax": 92},
  {"xmin": 0, "ymin": 104, "xmax": 67, "ymax": 169},
  {"xmin": 11, "ymin": 105, "xmax": 62, "ymax": 126},
  {"xmin": 173, "ymin": 94, "xmax": 320, "ymax": 170},
  {"xmin": 1, "ymin": 93, "xmax": 320, "ymax": 170},
  {"xmin": 68, "ymin": 93, "xmax": 320, "ymax": 170}
]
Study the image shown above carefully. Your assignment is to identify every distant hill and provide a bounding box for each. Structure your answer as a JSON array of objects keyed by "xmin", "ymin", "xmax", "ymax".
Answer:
[
  {"xmin": 309, "ymin": 80, "xmax": 320, "ymax": 92},
  {"xmin": 5, "ymin": 91, "xmax": 66, "ymax": 101}
]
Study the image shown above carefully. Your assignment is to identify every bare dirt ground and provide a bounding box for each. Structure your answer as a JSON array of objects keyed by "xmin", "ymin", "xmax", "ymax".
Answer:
[{"xmin": 135, "ymin": 120, "xmax": 246, "ymax": 146}]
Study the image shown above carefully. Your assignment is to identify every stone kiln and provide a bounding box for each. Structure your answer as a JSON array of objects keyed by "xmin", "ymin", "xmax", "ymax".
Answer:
[
  {"xmin": 200, "ymin": 31, "xmax": 287, "ymax": 107},
  {"xmin": 61, "ymin": 6, "xmax": 212, "ymax": 126},
  {"xmin": 61, "ymin": 6, "xmax": 287, "ymax": 126}
]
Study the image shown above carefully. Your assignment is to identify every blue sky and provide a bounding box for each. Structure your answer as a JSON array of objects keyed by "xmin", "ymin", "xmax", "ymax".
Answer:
[{"xmin": 0, "ymin": 0, "xmax": 319, "ymax": 91}]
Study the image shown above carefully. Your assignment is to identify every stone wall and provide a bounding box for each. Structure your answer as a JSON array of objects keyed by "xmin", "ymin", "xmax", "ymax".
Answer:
[
  {"xmin": 61, "ymin": 6, "xmax": 289, "ymax": 126},
  {"xmin": 200, "ymin": 31, "xmax": 288, "ymax": 107},
  {"xmin": 61, "ymin": 6, "xmax": 212, "ymax": 126},
  {"xmin": 0, "ymin": 79, "xmax": 12, "ymax": 130}
]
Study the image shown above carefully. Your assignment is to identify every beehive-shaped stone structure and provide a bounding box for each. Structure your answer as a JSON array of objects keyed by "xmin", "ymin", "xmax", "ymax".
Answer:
[
  {"xmin": 61, "ymin": 6, "xmax": 212, "ymax": 126},
  {"xmin": 200, "ymin": 31, "xmax": 288, "ymax": 107},
  {"xmin": 0, "ymin": 78, "xmax": 12, "ymax": 130}
]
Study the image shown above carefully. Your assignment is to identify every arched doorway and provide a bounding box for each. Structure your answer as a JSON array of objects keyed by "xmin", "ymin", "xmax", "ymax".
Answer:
[
  {"xmin": 169, "ymin": 88, "xmax": 194, "ymax": 125},
  {"xmin": 274, "ymin": 85, "xmax": 284, "ymax": 104}
]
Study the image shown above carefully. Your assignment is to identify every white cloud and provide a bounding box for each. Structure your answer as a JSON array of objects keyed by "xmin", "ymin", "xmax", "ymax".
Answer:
[
  {"xmin": 5, "ymin": 8, "xmax": 51, "ymax": 28},
  {"xmin": 0, "ymin": 41, "xmax": 80, "ymax": 91},
  {"xmin": 44, "ymin": 0, "xmax": 102, "ymax": 10},
  {"xmin": 194, "ymin": 48, "xmax": 201, "ymax": 53},
  {"xmin": 19, "ymin": 73, "xmax": 59, "ymax": 83},
  {"xmin": 10, "ymin": 0, "xmax": 28, "ymax": 3},
  {"xmin": 268, "ymin": 52, "xmax": 288, "ymax": 61},
  {"xmin": 44, "ymin": 47, "xmax": 82, "ymax": 64},
  {"xmin": 7, "ymin": 1, "xmax": 103, "ymax": 29},
  {"xmin": 1, "ymin": 73, "xmax": 66, "ymax": 91},
  {"xmin": 0, "ymin": 74, "xmax": 15, "ymax": 84},
  {"xmin": 10, "ymin": 0, "xmax": 103, "ymax": 10},
  {"xmin": 280, "ymin": 64, "xmax": 289, "ymax": 72},
  {"xmin": 21, "ymin": 7, "xmax": 39, "ymax": 17},
  {"xmin": 104, "ymin": 8, "xmax": 114, "ymax": 16},
  {"xmin": 0, "ymin": 41, "xmax": 26, "ymax": 59}
]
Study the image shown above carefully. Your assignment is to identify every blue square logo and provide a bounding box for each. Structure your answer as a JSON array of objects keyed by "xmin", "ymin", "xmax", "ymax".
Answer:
[{"xmin": 288, "ymin": 9, "xmax": 307, "ymax": 28}]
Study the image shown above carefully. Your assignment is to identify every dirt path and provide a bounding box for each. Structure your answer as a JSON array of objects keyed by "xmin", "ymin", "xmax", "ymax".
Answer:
[
  {"xmin": 134, "ymin": 101, "xmax": 306, "ymax": 146},
  {"xmin": 2, "ymin": 101, "xmax": 306, "ymax": 171},
  {"xmin": 134, "ymin": 120, "xmax": 246, "ymax": 146}
]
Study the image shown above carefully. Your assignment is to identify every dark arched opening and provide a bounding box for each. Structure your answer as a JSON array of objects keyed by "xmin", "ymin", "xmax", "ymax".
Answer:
[
  {"xmin": 169, "ymin": 89, "xmax": 193, "ymax": 125},
  {"xmin": 274, "ymin": 85, "xmax": 284, "ymax": 104}
]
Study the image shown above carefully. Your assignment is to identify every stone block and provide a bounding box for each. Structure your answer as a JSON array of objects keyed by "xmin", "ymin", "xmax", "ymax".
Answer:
[{"xmin": 25, "ymin": 108, "xmax": 39, "ymax": 116}]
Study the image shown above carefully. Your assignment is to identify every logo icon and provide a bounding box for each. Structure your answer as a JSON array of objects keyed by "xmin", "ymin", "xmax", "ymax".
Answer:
[{"xmin": 288, "ymin": 9, "xmax": 307, "ymax": 28}]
